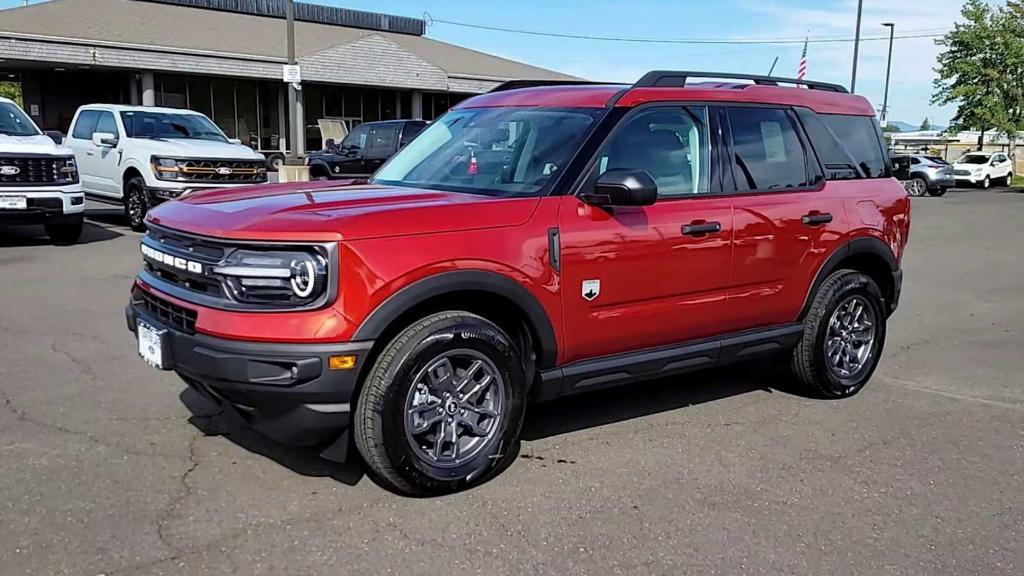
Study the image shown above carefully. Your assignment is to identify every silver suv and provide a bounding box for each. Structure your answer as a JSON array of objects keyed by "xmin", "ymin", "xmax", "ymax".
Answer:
[{"xmin": 893, "ymin": 154, "xmax": 954, "ymax": 197}]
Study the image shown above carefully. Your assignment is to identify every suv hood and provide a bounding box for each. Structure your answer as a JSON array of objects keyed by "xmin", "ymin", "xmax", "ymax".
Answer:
[
  {"xmin": 147, "ymin": 182, "xmax": 540, "ymax": 242},
  {"xmin": 128, "ymin": 137, "xmax": 264, "ymax": 160},
  {"xmin": 0, "ymin": 134, "xmax": 73, "ymax": 156}
]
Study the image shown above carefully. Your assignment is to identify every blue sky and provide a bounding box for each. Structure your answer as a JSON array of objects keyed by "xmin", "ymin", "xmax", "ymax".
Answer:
[{"xmin": 2, "ymin": 0, "xmax": 964, "ymax": 125}]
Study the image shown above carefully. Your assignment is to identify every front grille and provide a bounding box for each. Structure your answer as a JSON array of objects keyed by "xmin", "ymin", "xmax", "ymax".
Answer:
[
  {"xmin": 954, "ymin": 169, "xmax": 972, "ymax": 176},
  {"xmin": 177, "ymin": 159, "xmax": 267, "ymax": 184},
  {"xmin": 137, "ymin": 287, "xmax": 197, "ymax": 334},
  {"xmin": 143, "ymin": 226, "xmax": 229, "ymax": 298},
  {"xmin": 0, "ymin": 156, "xmax": 57, "ymax": 185}
]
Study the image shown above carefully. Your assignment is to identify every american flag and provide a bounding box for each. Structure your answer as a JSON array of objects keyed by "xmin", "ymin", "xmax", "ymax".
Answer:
[{"xmin": 797, "ymin": 37, "xmax": 808, "ymax": 82}]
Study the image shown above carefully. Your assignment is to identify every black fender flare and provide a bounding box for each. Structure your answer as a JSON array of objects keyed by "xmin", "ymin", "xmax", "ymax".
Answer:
[
  {"xmin": 799, "ymin": 236, "xmax": 899, "ymax": 319},
  {"xmin": 352, "ymin": 270, "xmax": 558, "ymax": 369}
]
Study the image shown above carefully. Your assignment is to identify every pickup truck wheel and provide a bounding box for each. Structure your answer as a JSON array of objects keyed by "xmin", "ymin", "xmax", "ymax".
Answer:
[
  {"xmin": 123, "ymin": 176, "xmax": 149, "ymax": 232},
  {"xmin": 906, "ymin": 177, "xmax": 927, "ymax": 197},
  {"xmin": 791, "ymin": 270, "xmax": 886, "ymax": 399},
  {"xmin": 44, "ymin": 219, "xmax": 83, "ymax": 244},
  {"xmin": 354, "ymin": 311, "xmax": 526, "ymax": 496}
]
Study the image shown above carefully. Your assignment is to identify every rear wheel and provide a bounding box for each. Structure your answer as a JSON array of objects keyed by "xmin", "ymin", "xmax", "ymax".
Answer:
[
  {"xmin": 791, "ymin": 270, "xmax": 887, "ymax": 398},
  {"xmin": 45, "ymin": 219, "xmax": 83, "ymax": 244},
  {"xmin": 123, "ymin": 176, "xmax": 149, "ymax": 232},
  {"xmin": 354, "ymin": 311, "xmax": 527, "ymax": 496},
  {"xmin": 267, "ymin": 154, "xmax": 285, "ymax": 172},
  {"xmin": 1003, "ymin": 171, "xmax": 1014, "ymax": 187},
  {"xmin": 906, "ymin": 177, "xmax": 928, "ymax": 197},
  {"xmin": 928, "ymin": 187, "xmax": 948, "ymax": 197}
]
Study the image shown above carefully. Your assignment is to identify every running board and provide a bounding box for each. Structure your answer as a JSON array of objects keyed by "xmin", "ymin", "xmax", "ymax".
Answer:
[
  {"xmin": 532, "ymin": 324, "xmax": 803, "ymax": 402},
  {"xmin": 85, "ymin": 193, "xmax": 124, "ymax": 206}
]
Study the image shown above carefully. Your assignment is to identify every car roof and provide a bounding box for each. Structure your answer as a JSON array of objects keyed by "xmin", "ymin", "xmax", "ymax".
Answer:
[
  {"xmin": 77, "ymin": 104, "xmax": 206, "ymax": 115},
  {"xmin": 962, "ymin": 152, "xmax": 990, "ymax": 156},
  {"xmin": 456, "ymin": 82, "xmax": 876, "ymax": 116},
  {"xmin": 0, "ymin": 96, "xmax": 16, "ymax": 105}
]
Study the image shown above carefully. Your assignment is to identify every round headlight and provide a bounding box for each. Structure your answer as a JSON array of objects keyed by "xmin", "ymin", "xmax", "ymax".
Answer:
[{"xmin": 290, "ymin": 257, "xmax": 316, "ymax": 298}]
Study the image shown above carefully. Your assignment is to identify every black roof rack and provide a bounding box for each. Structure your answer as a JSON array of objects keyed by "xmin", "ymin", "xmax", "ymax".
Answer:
[
  {"xmin": 634, "ymin": 71, "xmax": 848, "ymax": 93},
  {"xmin": 488, "ymin": 80, "xmax": 610, "ymax": 93}
]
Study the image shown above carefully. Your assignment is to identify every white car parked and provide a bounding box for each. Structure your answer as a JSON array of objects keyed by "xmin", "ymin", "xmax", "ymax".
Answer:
[
  {"xmin": 65, "ymin": 105, "xmax": 267, "ymax": 230},
  {"xmin": 952, "ymin": 152, "xmax": 1014, "ymax": 189},
  {"xmin": 0, "ymin": 96, "xmax": 84, "ymax": 243}
]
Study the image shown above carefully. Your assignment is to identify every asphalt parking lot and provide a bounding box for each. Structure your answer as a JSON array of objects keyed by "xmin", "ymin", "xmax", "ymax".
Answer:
[{"xmin": 1, "ymin": 187, "xmax": 1022, "ymax": 575}]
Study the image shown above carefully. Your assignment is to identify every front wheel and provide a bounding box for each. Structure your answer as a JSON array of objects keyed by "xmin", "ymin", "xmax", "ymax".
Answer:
[
  {"xmin": 791, "ymin": 270, "xmax": 887, "ymax": 398},
  {"xmin": 123, "ymin": 176, "xmax": 149, "ymax": 232},
  {"xmin": 906, "ymin": 177, "xmax": 928, "ymax": 197},
  {"xmin": 980, "ymin": 175, "xmax": 991, "ymax": 189},
  {"xmin": 354, "ymin": 311, "xmax": 527, "ymax": 496}
]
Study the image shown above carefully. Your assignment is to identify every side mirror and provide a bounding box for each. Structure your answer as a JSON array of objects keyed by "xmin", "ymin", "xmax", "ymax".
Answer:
[
  {"xmin": 581, "ymin": 169, "xmax": 658, "ymax": 207},
  {"xmin": 228, "ymin": 138, "xmax": 243, "ymax": 145},
  {"xmin": 45, "ymin": 130, "xmax": 64, "ymax": 145},
  {"xmin": 92, "ymin": 132, "xmax": 118, "ymax": 147}
]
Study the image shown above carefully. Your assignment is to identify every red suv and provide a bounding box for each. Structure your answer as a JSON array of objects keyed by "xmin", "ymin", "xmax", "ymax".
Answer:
[{"xmin": 127, "ymin": 71, "xmax": 910, "ymax": 495}]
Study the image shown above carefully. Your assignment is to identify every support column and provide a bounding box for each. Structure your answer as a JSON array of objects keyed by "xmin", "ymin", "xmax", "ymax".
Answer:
[
  {"xmin": 294, "ymin": 87, "xmax": 305, "ymax": 156},
  {"xmin": 410, "ymin": 90, "xmax": 423, "ymax": 120},
  {"xmin": 129, "ymin": 74, "xmax": 140, "ymax": 105},
  {"xmin": 396, "ymin": 91, "xmax": 403, "ymax": 119},
  {"xmin": 141, "ymin": 71, "xmax": 156, "ymax": 106},
  {"xmin": 278, "ymin": 84, "xmax": 287, "ymax": 152}
]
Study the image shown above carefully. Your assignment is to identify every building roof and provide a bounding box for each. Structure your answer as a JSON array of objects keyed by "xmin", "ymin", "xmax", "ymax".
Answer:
[{"xmin": 0, "ymin": 0, "xmax": 575, "ymax": 89}]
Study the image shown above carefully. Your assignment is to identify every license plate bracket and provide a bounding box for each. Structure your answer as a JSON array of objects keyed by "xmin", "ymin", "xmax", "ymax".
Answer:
[{"xmin": 137, "ymin": 320, "xmax": 171, "ymax": 370}]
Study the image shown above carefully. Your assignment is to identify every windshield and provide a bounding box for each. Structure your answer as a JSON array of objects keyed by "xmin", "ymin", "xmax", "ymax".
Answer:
[
  {"xmin": 120, "ymin": 111, "xmax": 227, "ymax": 142},
  {"xmin": 371, "ymin": 107, "xmax": 605, "ymax": 197},
  {"xmin": 959, "ymin": 154, "xmax": 990, "ymax": 165},
  {"xmin": 0, "ymin": 101, "xmax": 41, "ymax": 137}
]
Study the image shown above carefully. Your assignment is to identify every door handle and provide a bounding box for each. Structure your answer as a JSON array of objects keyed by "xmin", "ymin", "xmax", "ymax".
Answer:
[
  {"xmin": 681, "ymin": 221, "xmax": 722, "ymax": 236},
  {"xmin": 802, "ymin": 212, "xmax": 833, "ymax": 226},
  {"xmin": 85, "ymin": 151, "xmax": 95, "ymax": 156}
]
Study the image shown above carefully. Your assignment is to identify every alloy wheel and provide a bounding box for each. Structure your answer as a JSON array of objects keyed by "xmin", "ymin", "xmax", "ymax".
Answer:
[
  {"xmin": 907, "ymin": 178, "xmax": 926, "ymax": 197},
  {"xmin": 127, "ymin": 186, "xmax": 146, "ymax": 228},
  {"xmin": 824, "ymin": 295, "xmax": 877, "ymax": 379},
  {"xmin": 404, "ymin": 349, "xmax": 505, "ymax": 467}
]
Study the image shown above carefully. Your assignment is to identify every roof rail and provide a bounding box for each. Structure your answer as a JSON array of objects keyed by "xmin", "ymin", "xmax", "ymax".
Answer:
[
  {"xmin": 634, "ymin": 71, "xmax": 848, "ymax": 93},
  {"xmin": 488, "ymin": 80, "xmax": 609, "ymax": 93}
]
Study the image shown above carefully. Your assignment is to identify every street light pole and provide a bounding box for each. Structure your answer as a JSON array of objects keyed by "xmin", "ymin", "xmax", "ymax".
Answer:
[
  {"xmin": 881, "ymin": 22, "xmax": 895, "ymax": 125},
  {"xmin": 850, "ymin": 0, "xmax": 864, "ymax": 93},
  {"xmin": 285, "ymin": 0, "xmax": 300, "ymax": 163}
]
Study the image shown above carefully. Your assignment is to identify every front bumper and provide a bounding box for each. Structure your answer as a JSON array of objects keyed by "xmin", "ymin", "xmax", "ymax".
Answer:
[
  {"xmin": 0, "ymin": 185, "xmax": 85, "ymax": 224},
  {"xmin": 125, "ymin": 298, "xmax": 373, "ymax": 448}
]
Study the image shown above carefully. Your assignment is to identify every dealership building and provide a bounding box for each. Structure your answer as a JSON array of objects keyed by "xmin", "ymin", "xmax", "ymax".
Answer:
[{"xmin": 0, "ymin": 0, "xmax": 574, "ymax": 157}]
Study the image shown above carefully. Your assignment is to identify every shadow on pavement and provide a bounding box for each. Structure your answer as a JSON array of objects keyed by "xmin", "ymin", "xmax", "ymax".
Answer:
[
  {"xmin": 0, "ymin": 221, "xmax": 123, "ymax": 247},
  {"xmin": 179, "ymin": 388, "xmax": 366, "ymax": 486},
  {"xmin": 522, "ymin": 359, "xmax": 809, "ymax": 441}
]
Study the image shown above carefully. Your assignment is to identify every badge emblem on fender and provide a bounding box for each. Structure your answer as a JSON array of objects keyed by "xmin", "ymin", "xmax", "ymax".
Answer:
[{"xmin": 582, "ymin": 279, "xmax": 601, "ymax": 301}]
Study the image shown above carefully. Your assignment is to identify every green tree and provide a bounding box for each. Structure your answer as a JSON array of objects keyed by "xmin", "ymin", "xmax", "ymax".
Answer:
[
  {"xmin": 0, "ymin": 82, "xmax": 22, "ymax": 107},
  {"xmin": 933, "ymin": 0, "xmax": 1024, "ymax": 162},
  {"xmin": 919, "ymin": 117, "xmax": 931, "ymax": 131},
  {"xmin": 882, "ymin": 124, "xmax": 902, "ymax": 133}
]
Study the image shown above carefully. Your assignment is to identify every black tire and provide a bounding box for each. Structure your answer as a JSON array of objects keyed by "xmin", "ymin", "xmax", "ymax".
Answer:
[
  {"xmin": 907, "ymin": 177, "xmax": 928, "ymax": 197},
  {"xmin": 1003, "ymin": 172, "xmax": 1014, "ymax": 187},
  {"xmin": 267, "ymin": 154, "xmax": 285, "ymax": 172},
  {"xmin": 45, "ymin": 219, "xmax": 83, "ymax": 244},
  {"xmin": 928, "ymin": 187, "xmax": 948, "ymax": 197},
  {"xmin": 980, "ymin": 175, "xmax": 991, "ymax": 189},
  {"xmin": 123, "ymin": 176, "xmax": 149, "ymax": 232},
  {"xmin": 354, "ymin": 311, "xmax": 527, "ymax": 496},
  {"xmin": 790, "ymin": 270, "xmax": 887, "ymax": 399}
]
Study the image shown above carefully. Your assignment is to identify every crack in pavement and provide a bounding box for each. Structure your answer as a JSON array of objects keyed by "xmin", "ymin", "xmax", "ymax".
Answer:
[{"xmin": 154, "ymin": 433, "xmax": 201, "ymax": 562}]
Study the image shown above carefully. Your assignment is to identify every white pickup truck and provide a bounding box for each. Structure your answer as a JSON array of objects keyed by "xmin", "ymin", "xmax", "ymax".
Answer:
[
  {"xmin": 0, "ymin": 97, "xmax": 84, "ymax": 243},
  {"xmin": 66, "ymin": 105, "xmax": 267, "ymax": 230}
]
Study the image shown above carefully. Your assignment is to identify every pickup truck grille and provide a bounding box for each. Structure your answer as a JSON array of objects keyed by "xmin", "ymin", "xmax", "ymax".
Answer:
[
  {"xmin": 177, "ymin": 159, "xmax": 267, "ymax": 184},
  {"xmin": 0, "ymin": 156, "xmax": 57, "ymax": 185}
]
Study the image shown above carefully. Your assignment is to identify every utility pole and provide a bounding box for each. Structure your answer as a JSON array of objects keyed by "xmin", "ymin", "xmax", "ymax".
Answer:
[
  {"xmin": 850, "ymin": 0, "xmax": 864, "ymax": 93},
  {"xmin": 880, "ymin": 22, "xmax": 895, "ymax": 125}
]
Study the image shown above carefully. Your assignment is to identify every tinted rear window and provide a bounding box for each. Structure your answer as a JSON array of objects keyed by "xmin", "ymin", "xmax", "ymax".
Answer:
[
  {"xmin": 727, "ymin": 107, "xmax": 812, "ymax": 191},
  {"xmin": 796, "ymin": 109, "xmax": 888, "ymax": 179}
]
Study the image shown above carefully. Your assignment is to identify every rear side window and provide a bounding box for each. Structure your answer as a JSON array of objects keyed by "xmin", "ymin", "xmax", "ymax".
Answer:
[
  {"xmin": 369, "ymin": 124, "xmax": 398, "ymax": 151},
  {"xmin": 399, "ymin": 123, "xmax": 425, "ymax": 147},
  {"xmin": 798, "ymin": 109, "xmax": 888, "ymax": 179},
  {"xmin": 72, "ymin": 110, "xmax": 101, "ymax": 140},
  {"xmin": 727, "ymin": 107, "xmax": 811, "ymax": 191}
]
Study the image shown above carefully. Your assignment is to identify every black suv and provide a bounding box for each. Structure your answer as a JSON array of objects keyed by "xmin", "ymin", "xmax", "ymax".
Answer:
[{"xmin": 306, "ymin": 120, "xmax": 426, "ymax": 179}]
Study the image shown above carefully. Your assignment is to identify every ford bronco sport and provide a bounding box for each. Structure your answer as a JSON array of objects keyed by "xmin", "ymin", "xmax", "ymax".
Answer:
[{"xmin": 126, "ymin": 71, "xmax": 910, "ymax": 495}]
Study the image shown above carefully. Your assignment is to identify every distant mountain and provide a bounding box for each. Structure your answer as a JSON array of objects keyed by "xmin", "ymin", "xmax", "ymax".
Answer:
[{"xmin": 888, "ymin": 120, "xmax": 946, "ymax": 132}]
